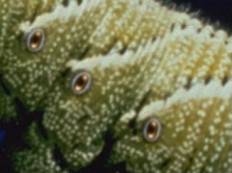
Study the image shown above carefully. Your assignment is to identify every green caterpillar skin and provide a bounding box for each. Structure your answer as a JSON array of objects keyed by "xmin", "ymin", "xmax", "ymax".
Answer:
[
  {"xmin": 0, "ymin": 0, "xmax": 62, "ymax": 120},
  {"xmin": 0, "ymin": 85, "xmax": 16, "ymax": 121},
  {"xmin": 109, "ymin": 5, "xmax": 232, "ymax": 173},
  {"xmin": 14, "ymin": 40, "xmax": 159, "ymax": 172},
  {"xmin": 0, "ymin": 0, "xmax": 195, "ymax": 110},
  {"xmin": 111, "ymin": 81, "xmax": 232, "ymax": 173},
  {"xmin": 0, "ymin": 0, "xmax": 231, "ymax": 173},
  {"xmin": 1, "ymin": 0, "xmax": 182, "ymax": 171}
]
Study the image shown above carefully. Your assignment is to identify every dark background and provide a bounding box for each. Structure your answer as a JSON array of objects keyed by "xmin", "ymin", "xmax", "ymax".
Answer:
[
  {"xmin": 1, "ymin": 0, "xmax": 232, "ymax": 172},
  {"xmin": 169, "ymin": 0, "xmax": 232, "ymax": 31}
]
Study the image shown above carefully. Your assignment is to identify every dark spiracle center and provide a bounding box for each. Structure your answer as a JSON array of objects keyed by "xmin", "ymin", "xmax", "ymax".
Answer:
[{"xmin": 71, "ymin": 70, "xmax": 92, "ymax": 95}]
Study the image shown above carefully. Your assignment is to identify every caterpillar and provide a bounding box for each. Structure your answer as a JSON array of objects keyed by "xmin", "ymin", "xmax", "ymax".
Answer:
[{"xmin": 0, "ymin": 0, "xmax": 231, "ymax": 172}]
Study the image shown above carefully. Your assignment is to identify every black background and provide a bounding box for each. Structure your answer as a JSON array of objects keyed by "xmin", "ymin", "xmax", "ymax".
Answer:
[{"xmin": 170, "ymin": 0, "xmax": 232, "ymax": 31}]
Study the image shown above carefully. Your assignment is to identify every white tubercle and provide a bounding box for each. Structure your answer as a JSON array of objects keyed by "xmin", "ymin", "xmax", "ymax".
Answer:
[
  {"xmin": 66, "ymin": 38, "xmax": 161, "ymax": 71},
  {"xmin": 138, "ymin": 80, "xmax": 232, "ymax": 121},
  {"xmin": 119, "ymin": 110, "xmax": 137, "ymax": 123},
  {"xmin": 20, "ymin": 0, "xmax": 102, "ymax": 32}
]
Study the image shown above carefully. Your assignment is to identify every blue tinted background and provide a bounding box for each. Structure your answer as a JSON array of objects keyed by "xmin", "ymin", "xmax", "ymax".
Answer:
[{"xmin": 172, "ymin": 0, "xmax": 232, "ymax": 29}]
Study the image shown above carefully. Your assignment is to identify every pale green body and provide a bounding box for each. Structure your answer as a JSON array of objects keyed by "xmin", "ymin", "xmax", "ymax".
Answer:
[{"xmin": 0, "ymin": 0, "xmax": 231, "ymax": 173}]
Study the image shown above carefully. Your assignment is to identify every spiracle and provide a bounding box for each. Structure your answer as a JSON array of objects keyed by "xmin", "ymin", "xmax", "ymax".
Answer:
[
  {"xmin": 24, "ymin": 28, "xmax": 46, "ymax": 53},
  {"xmin": 143, "ymin": 118, "xmax": 162, "ymax": 143},
  {"xmin": 71, "ymin": 70, "xmax": 92, "ymax": 95}
]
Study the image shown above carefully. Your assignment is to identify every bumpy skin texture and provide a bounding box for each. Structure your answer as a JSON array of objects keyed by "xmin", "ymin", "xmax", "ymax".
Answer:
[
  {"xmin": 110, "ymin": 6, "xmax": 232, "ymax": 173},
  {"xmin": 0, "ymin": 0, "xmax": 232, "ymax": 173},
  {"xmin": 0, "ymin": 86, "xmax": 16, "ymax": 121},
  {"xmin": 111, "ymin": 82, "xmax": 232, "ymax": 173},
  {"xmin": 0, "ymin": 0, "xmax": 64, "ymax": 120},
  {"xmin": 43, "ymin": 42, "xmax": 159, "ymax": 168},
  {"xmin": 0, "ymin": 0, "xmax": 183, "ymax": 171},
  {"xmin": 13, "ymin": 123, "xmax": 68, "ymax": 173},
  {"xmin": 0, "ymin": 0, "xmax": 183, "ymax": 109}
]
